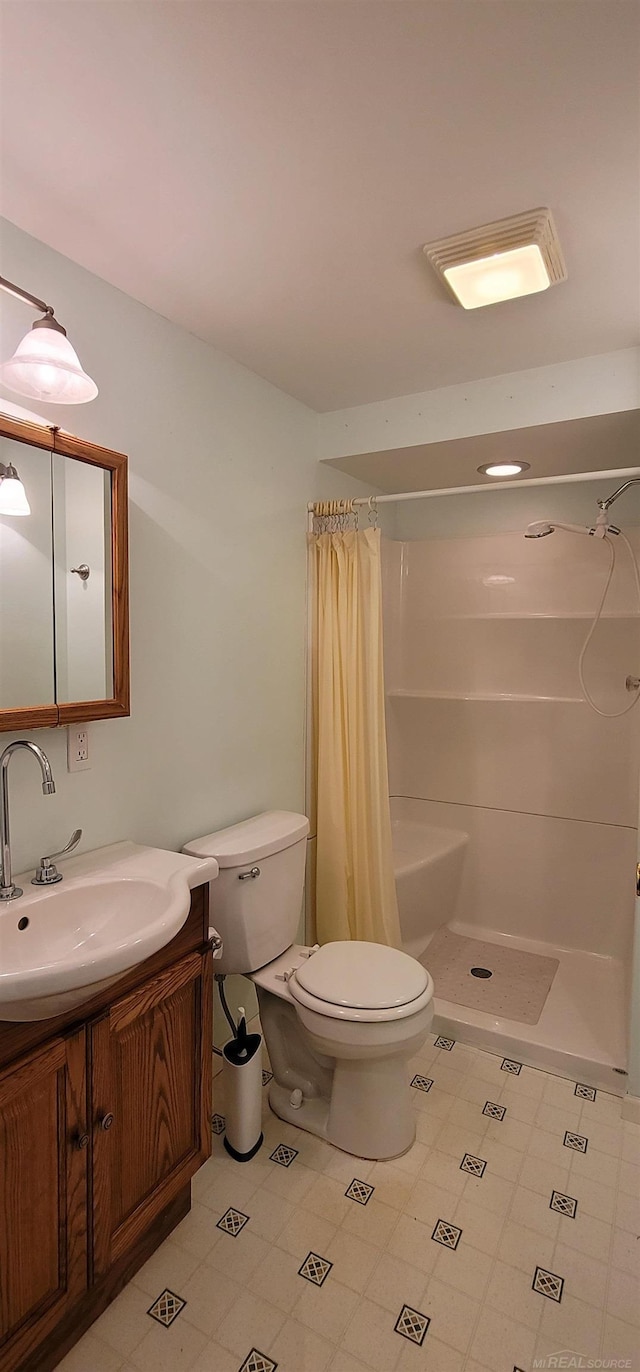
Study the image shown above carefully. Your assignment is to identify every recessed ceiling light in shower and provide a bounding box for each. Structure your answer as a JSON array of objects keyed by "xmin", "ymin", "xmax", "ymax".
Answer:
[{"xmin": 477, "ymin": 462, "xmax": 530, "ymax": 478}]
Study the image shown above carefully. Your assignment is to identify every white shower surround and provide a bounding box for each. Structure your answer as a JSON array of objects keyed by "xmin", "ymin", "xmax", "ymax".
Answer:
[{"xmin": 382, "ymin": 522, "xmax": 640, "ymax": 1093}]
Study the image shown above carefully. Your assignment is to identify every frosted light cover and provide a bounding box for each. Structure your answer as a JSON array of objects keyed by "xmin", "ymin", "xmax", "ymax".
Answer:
[
  {"xmin": 444, "ymin": 244, "xmax": 550, "ymax": 309},
  {"xmin": 0, "ymin": 472, "xmax": 30, "ymax": 516},
  {"xmin": 0, "ymin": 324, "xmax": 98, "ymax": 403}
]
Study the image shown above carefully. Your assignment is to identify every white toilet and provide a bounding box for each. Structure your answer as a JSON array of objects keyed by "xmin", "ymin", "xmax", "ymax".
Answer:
[{"xmin": 184, "ymin": 811, "xmax": 434, "ymax": 1159}]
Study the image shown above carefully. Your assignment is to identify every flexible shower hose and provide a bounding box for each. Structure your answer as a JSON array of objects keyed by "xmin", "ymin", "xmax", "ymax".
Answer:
[{"xmin": 578, "ymin": 530, "xmax": 640, "ymax": 717}]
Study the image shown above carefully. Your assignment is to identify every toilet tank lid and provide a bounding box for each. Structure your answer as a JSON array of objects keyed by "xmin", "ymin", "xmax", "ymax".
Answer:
[
  {"xmin": 293, "ymin": 941, "xmax": 429, "ymax": 1010},
  {"xmin": 183, "ymin": 811, "xmax": 309, "ymax": 867}
]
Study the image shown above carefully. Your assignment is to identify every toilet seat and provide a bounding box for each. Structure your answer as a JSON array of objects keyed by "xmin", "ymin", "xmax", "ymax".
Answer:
[{"xmin": 289, "ymin": 941, "xmax": 434, "ymax": 1023}]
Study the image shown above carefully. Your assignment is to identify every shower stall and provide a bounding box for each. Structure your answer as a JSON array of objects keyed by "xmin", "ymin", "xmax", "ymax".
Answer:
[{"xmin": 378, "ymin": 472, "xmax": 640, "ymax": 1094}]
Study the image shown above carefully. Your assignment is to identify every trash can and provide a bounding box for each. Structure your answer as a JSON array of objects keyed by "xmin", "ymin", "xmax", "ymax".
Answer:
[{"xmin": 222, "ymin": 1008, "xmax": 264, "ymax": 1162}]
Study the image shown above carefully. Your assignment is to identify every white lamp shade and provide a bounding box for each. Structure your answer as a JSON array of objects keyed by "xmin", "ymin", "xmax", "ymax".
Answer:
[
  {"xmin": 0, "ymin": 470, "xmax": 30, "ymax": 516},
  {"xmin": 0, "ymin": 322, "xmax": 98, "ymax": 404}
]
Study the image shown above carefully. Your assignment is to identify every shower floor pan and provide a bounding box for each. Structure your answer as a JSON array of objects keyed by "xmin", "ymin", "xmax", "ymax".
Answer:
[{"xmin": 421, "ymin": 921, "xmax": 628, "ymax": 1095}]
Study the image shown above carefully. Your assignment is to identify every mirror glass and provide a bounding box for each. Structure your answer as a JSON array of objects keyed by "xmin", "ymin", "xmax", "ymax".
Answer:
[
  {"xmin": 0, "ymin": 436, "xmax": 113, "ymax": 709},
  {"xmin": 52, "ymin": 454, "xmax": 112, "ymax": 703},
  {"xmin": 0, "ymin": 438, "xmax": 55, "ymax": 708}
]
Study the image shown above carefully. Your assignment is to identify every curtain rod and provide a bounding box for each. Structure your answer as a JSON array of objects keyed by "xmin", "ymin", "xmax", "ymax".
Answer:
[{"xmin": 307, "ymin": 467, "xmax": 640, "ymax": 510}]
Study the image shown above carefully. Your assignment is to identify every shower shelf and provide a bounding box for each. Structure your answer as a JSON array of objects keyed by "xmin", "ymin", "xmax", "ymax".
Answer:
[{"xmin": 387, "ymin": 688, "xmax": 584, "ymax": 704}]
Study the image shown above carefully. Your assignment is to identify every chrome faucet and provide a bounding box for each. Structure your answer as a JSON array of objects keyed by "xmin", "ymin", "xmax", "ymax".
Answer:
[{"xmin": 0, "ymin": 740, "xmax": 56, "ymax": 900}]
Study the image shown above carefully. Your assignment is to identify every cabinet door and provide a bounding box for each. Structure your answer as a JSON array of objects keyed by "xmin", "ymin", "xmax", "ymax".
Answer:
[
  {"xmin": 91, "ymin": 950, "xmax": 212, "ymax": 1277},
  {"xmin": 0, "ymin": 1031, "xmax": 88, "ymax": 1372}
]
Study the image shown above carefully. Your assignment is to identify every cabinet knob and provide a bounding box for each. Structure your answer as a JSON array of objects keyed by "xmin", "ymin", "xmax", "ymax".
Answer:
[
  {"xmin": 75, "ymin": 1131, "xmax": 90, "ymax": 1151},
  {"xmin": 99, "ymin": 1112, "xmax": 115, "ymax": 1131}
]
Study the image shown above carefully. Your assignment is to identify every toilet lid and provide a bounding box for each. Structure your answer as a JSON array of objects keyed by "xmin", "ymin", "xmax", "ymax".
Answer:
[{"xmin": 292, "ymin": 941, "xmax": 429, "ymax": 1011}]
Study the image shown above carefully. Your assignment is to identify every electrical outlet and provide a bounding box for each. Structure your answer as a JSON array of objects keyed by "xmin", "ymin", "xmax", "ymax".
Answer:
[{"xmin": 67, "ymin": 726, "xmax": 90, "ymax": 772}]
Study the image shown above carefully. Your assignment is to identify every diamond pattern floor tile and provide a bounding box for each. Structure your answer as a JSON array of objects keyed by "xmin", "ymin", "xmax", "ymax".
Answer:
[
  {"xmin": 460, "ymin": 1153, "xmax": 487, "ymax": 1177},
  {"xmin": 270, "ymin": 1144, "xmax": 298, "ymax": 1167},
  {"xmin": 432, "ymin": 1219, "xmax": 462, "ymax": 1249},
  {"xmin": 435, "ymin": 1036, "xmax": 455, "ymax": 1050},
  {"xmin": 238, "ymin": 1349, "xmax": 278, "ymax": 1372},
  {"xmin": 147, "ymin": 1289, "xmax": 185, "ymax": 1326},
  {"xmin": 564, "ymin": 1130, "xmax": 588, "ymax": 1153},
  {"xmin": 298, "ymin": 1251, "xmax": 332, "ymax": 1286},
  {"xmin": 483, "ymin": 1101, "xmax": 506, "ymax": 1120},
  {"xmin": 394, "ymin": 1303, "xmax": 430, "ymax": 1345},
  {"xmin": 345, "ymin": 1178, "xmax": 374, "ymax": 1205},
  {"xmin": 501, "ymin": 1058, "xmax": 522, "ymax": 1074},
  {"xmin": 532, "ymin": 1265, "xmax": 564, "ymax": 1302},
  {"xmin": 217, "ymin": 1206, "xmax": 249, "ymax": 1237},
  {"xmin": 411, "ymin": 1074, "xmax": 434, "ymax": 1092},
  {"xmin": 575, "ymin": 1083, "xmax": 596, "ymax": 1100},
  {"xmin": 550, "ymin": 1190, "xmax": 578, "ymax": 1218}
]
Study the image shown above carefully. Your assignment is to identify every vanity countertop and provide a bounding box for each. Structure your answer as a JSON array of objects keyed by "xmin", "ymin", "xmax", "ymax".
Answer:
[
  {"xmin": 9, "ymin": 839, "xmax": 219, "ymax": 901},
  {"xmin": 0, "ymin": 841, "xmax": 219, "ymax": 1023}
]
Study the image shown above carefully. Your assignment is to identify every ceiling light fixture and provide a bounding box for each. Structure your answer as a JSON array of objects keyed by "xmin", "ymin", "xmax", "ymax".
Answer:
[
  {"xmin": 477, "ymin": 462, "xmax": 530, "ymax": 478},
  {"xmin": 0, "ymin": 275, "xmax": 98, "ymax": 404},
  {"xmin": 424, "ymin": 209, "xmax": 567, "ymax": 309},
  {"xmin": 0, "ymin": 462, "xmax": 31, "ymax": 516}
]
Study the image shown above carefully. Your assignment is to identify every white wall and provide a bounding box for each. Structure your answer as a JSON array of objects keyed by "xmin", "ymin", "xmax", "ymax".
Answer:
[
  {"xmin": 317, "ymin": 349, "xmax": 640, "ymax": 461},
  {"xmin": 0, "ymin": 218, "xmax": 372, "ymax": 875}
]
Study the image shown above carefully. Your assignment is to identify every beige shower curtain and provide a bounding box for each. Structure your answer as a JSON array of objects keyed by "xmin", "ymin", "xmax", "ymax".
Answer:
[{"xmin": 308, "ymin": 523, "xmax": 401, "ymax": 948}]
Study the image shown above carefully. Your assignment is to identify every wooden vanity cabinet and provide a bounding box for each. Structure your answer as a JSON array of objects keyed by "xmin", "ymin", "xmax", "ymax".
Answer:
[
  {"xmin": 0, "ymin": 1031, "xmax": 88, "ymax": 1368},
  {"xmin": 0, "ymin": 885, "xmax": 213, "ymax": 1372},
  {"xmin": 91, "ymin": 950, "xmax": 212, "ymax": 1279}
]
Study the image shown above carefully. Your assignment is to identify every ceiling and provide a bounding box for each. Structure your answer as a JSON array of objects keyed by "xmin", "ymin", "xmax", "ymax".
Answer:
[
  {"xmin": 1, "ymin": 1, "xmax": 638, "ymax": 412},
  {"xmin": 323, "ymin": 410, "xmax": 640, "ymax": 492}
]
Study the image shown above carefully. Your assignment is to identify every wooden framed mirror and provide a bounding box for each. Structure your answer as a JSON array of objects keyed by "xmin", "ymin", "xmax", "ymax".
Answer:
[{"xmin": 0, "ymin": 414, "xmax": 129, "ymax": 731}]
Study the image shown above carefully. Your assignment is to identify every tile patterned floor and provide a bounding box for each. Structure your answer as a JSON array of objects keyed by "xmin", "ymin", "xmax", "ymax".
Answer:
[{"xmin": 55, "ymin": 1032, "xmax": 640, "ymax": 1372}]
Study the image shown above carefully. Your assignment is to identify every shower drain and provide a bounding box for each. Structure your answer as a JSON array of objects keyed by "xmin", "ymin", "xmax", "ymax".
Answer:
[{"xmin": 470, "ymin": 967, "xmax": 492, "ymax": 979}]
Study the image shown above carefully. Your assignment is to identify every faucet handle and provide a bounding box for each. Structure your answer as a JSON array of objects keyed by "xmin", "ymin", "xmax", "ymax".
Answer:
[
  {"xmin": 46, "ymin": 829, "xmax": 82, "ymax": 862},
  {"xmin": 32, "ymin": 829, "xmax": 82, "ymax": 886}
]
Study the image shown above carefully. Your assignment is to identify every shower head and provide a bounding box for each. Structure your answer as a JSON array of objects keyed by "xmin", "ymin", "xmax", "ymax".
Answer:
[
  {"xmin": 524, "ymin": 521, "xmax": 554, "ymax": 538},
  {"xmin": 524, "ymin": 520, "xmax": 596, "ymax": 539}
]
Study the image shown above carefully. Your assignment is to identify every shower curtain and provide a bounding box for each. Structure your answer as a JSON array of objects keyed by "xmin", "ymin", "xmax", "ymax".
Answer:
[{"xmin": 308, "ymin": 519, "xmax": 401, "ymax": 948}]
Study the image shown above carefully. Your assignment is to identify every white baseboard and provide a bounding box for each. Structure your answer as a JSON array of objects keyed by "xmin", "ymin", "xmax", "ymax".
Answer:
[{"xmin": 622, "ymin": 1093, "xmax": 640, "ymax": 1124}]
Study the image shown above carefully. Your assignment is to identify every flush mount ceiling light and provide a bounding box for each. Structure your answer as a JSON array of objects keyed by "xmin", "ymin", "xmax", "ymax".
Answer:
[
  {"xmin": 0, "ymin": 275, "xmax": 98, "ymax": 404},
  {"xmin": 477, "ymin": 462, "xmax": 530, "ymax": 478},
  {"xmin": 0, "ymin": 462, "xmax": 31, "ymax": 516},
  {"xmin": 423, "ymin": 209, "xmax": 567, "ymax": 309}
]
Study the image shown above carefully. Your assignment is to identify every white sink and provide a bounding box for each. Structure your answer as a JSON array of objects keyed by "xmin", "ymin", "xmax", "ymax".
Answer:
[{"xmin": 0, "ymin": 842, "xmax": 218, "ymax": 1021}]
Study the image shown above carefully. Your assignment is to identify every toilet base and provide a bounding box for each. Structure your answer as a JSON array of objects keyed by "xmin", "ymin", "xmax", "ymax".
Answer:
[
  {"xmin": 268, "ymin": 1080, "xmax": 330, "ymax": 1141},
  {"xmin": 327, "ymin": 1053, "xmax": 417, "ymax": 1158},
  {"xmin": 267, "ymin": 1059, "xmax": 417, "ymax": 1161}
]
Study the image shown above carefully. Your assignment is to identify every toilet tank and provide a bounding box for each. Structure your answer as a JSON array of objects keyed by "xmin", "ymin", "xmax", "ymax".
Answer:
[{"xmin": 183, "ymin": 811, "xmax": 309, "ymax": 975}]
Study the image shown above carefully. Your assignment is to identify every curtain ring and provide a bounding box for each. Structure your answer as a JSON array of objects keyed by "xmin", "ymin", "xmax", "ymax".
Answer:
[{"xmin": 367, "ymin": 495, "xmax": 378, "ymax": 528}]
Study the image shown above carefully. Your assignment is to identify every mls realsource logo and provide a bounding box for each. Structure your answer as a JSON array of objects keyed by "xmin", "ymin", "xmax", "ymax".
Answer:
[{"xmin": 533, "ymin": 1355, "xmax": 633, "ymax": 1370}]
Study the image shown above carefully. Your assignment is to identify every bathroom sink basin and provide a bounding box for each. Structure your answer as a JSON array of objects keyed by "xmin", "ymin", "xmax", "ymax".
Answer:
[{"xmin": 0, "ymin": 841, "xmax": 218, "ymax": 1021}]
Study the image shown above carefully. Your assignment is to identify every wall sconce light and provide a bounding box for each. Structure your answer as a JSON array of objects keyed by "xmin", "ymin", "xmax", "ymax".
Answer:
[
  {"xmin": 0, "ymin": 462, "xmax": 31, "ymax": 516},
  {"xmin": 0, "ymin": 275, "xmax": 98, "ymax": 404}
]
